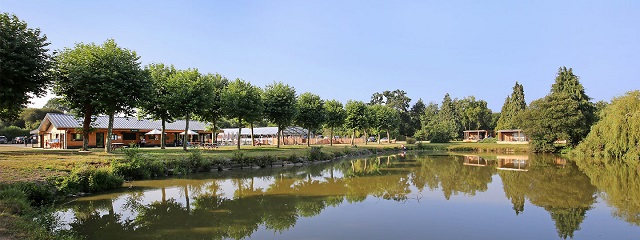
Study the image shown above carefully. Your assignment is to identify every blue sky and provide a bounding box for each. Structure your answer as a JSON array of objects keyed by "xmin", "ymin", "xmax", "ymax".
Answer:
[{"xmin": 3, "ymin": 0, "xmax": 639, "ymax": 111}]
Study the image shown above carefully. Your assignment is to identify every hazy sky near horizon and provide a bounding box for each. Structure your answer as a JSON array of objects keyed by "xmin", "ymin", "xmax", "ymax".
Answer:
[{"xmin": 3, "ymin": 0, "xmax": 639, "ymax": 111}]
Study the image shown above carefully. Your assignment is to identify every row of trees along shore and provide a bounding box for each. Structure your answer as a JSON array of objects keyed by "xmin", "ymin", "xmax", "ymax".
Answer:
[{"xmin": 2, "ymin": 12, "xmax": 638, "ymax": 161}]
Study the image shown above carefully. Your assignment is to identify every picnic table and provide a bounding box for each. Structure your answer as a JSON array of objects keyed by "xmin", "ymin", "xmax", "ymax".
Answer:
[
  {"xmin": 110, "ymin": 143, "xmax": 125, "ymax": 151},
  {"xmin": 202, "ymin": 142, "xmax": 218, "ymax": 149}
]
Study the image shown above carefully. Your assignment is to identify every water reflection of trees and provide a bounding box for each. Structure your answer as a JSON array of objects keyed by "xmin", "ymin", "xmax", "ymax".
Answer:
[
  {"xmin": 411, "ymin": 154, "xmax": 496, "ymax": 200},
  {"xmin": 577, "ymin": 160, "xmax": 640, "ymax": 226},
  {"xmin": 500, "ymin": 154, "xmax": 597, "ymax": 239},
  {"xmin": 56, "ymin": 153, "xmax": 616, "ymax": 239}
]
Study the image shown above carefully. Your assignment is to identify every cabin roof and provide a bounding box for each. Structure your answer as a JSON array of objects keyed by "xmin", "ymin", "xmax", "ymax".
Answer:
[{"xmin": 37, "ymin": 113, "xmax": 209, "ymax": 132}]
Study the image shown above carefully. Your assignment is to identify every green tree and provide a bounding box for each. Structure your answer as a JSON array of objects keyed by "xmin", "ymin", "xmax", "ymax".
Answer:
[
  {"xmin": 574, "ymin": 90, "xmax": 640, "ymax": 162},
  {"xmin": 43, "ymin": 97, "xmax": 71, "ymax": 113},
  {"xmin": 52, "ymin": 39, "xmax": 147, "ymax": 151},
  {"xmin": 409, "ymin": 99, "xmax": 426, "ymax": 138},
  {"xmin": 194, "ymin": 73, "xmax": 228, "ymax": 145},
  {"xmin": 520, "ymin": 67, "xmax": 596, "ymax": 152},
  {"xmin": 436, "ymin": 93, "xmax": 460, "ymax": 141},
  {"xmin": 295, "ymin": 92, "xmax": 325, "ymax": 147},
  {"xmin": 94, "ymin": 40, "xmax": 150, "ymax": 153},
  {"xmin": 263, "ymin": 82, "xmax": 297, "ymax": 148},
  {"xmin": 221, "ymin": 79, "xmax": 263, "ymax": 150},
  {"xmin": 496, "ymin": 82, "xmax": 526, "ymax": 130},
  {"xmin": 415, "ymin": 102, "xmax": 438, "ymax": 141},
  {"xmin": 166, "ymin": 69, "xmax": 212, "ymax": 151},
  {"xmin": 0, "ymin": 13, "xmax": 51, "ymax": 121},
  {"xmin": 139, "ymin": 63, "xmax": 177, "ymax": 149},
  {"xmin": 370, "ymin": 104, "xmax": 400, "ymax": 143},
  {"xmin": 19, "ymin": 108, "xmax": 63, "ymax": 130},
  {"xmin": 370, "ymin": 89, "xmax": 413, "ymax": 137},
  {"xmin": 344, "ymin": 100, "xmax": 368, "ymax": 145},
  {"xmin": 323, "ymin": 99, "xmax": 346, "ymax": 146},
  {"xmin": 455, "ymin": 96, "xmax": 492, "ymax": 130}
]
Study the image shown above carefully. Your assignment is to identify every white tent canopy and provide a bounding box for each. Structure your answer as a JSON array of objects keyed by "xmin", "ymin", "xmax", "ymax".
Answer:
[
  {"xmin": 180, "ymin": 130, "xmax": 198, "ymax": 135},
  {"xmin": 145, "ymin": 129, "xmax": 162, "ymax": 135},
  {"xmin": 220, "ymin": 126, "xmax": 309, "ymax": 136}
]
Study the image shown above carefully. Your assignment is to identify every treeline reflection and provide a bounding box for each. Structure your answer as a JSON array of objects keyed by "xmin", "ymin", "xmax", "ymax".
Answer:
[{"xmin": 56, "ymin": 153, "xmax": 639, "ymax": 239}]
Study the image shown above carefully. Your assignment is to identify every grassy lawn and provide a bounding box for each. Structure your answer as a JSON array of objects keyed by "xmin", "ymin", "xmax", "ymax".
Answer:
[
  {"xmin": 0, "ymin": 143, "xmax": 406, "ymax": 183},
  {"xmin": 0, "ymin": 141, "xmax": 531, "ymax": 184}
]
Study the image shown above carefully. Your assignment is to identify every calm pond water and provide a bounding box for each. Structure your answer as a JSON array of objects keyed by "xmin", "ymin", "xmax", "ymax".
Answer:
[{"xmin": 54, "ymin": 153, "xmax": 640, "ymax": 239}]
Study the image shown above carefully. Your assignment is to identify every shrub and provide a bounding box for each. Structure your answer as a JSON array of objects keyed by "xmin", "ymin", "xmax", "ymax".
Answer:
[
  {"xmin": 479, "ymin": 137, "xmax": 497, "ymax": 143},
  {"xmin": 308, "ymin": 147, "xmax": 325, "ymax": 161},
  {"xmin": 255, "ymin": 155, "xmax": 276, "ymax": 168},
  {"xmin": 54, "ymin": 165, "xmax": 123, "ymax": 194},
  {"xmin": 406, "ymin": 137, "xmax": 416, "ymax": 144},
  {"xmin": 14, "ymin": 182, "xmax": 58, "ymax": 206}
]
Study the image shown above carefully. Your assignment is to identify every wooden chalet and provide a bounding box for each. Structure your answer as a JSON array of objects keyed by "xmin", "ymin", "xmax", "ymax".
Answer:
[
  {"xmin": 463, "ymin": 130, "xmax": 493, "ymax": 142},
  {"xmin": 496, "ymin": 129, "xmax": 529, "ymax": 144},
  {"xmin": 34, "ymin": 113, "xmax": 211, "ymax": 149}
]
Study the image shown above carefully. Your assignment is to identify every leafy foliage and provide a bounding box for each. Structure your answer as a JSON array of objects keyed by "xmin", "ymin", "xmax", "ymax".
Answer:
[
  {"xmin": 295, "ymin": 92, "xmax": 325, "ymax": 146},
  {"xmin": 496, "ymin": 81, "xmax": 526, "ymax": 130},
  {"xmin": 52, "ymin": 39, "xmax": 147, "ymax": 151},
  {"xmin": 344, "ymin": 100, "xmax": 368, "ymax": 144},
  {"xmin": 455, "ymin": 96, "xmax": 493, "ymax": 130},
  {"xmin": 519, "ymin": 67, "xmax": 596, "ymax": 152},
  {"xmin": 0, "ymin": 13, "xmax": 51, "ymax": 121},
  {"xmin": 574, "ymin": 91, "xmax": 640, "ymax": 162},
  {"xmin": 221, "ymin": 79, "xmax": 263, "ymax": 149},
  {"xmin": 323, "ymin": 99, "xmax": 346, "ymax": 146},
  {"xmin": 263, "ymin": 82, "xmax": 297, "ymax": 147},
  {"xmin": 139, "ymin": 63, "xmax": 178, "ymax": 148}
]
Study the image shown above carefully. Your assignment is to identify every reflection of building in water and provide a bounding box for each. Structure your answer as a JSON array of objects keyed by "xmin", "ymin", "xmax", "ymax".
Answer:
[
  {"xmin": 463, "ymin": 155, "xmax": 489, "ymax": 166},
  {"xmin": 497, "ymin": 155, "xmax": 529, "ymax": 171}
]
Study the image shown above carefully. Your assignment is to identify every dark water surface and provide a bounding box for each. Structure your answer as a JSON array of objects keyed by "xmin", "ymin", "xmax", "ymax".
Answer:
[{"xmin": 54, "ymin": 153, "xmax": 640, "ymax": 239}]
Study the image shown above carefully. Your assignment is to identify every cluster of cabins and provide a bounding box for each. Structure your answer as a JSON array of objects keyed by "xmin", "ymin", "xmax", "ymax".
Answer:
[
  {"xmin": 33, "ymin": 113, "xmax": 362, "ymax": 149},
  {"xmin": 33, "ymin": 113, "xmax": 530, "ymax": 149}
]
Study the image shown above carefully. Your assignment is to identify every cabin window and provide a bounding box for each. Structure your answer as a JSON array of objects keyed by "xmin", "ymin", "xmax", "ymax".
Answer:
[
  {"xmin": 123, "ymin": 133, "xmax": 137, "ymax": 140},
  {"xmin": 72, "ymin": 133, "xmax": 83, "ymax": 141},
  {"xmin": 110, "ymin": 134, "xmax": 118, "ymax": 140}
]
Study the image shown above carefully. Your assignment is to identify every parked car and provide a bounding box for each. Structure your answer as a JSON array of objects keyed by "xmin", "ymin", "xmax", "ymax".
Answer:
[
  {"xmin": 12, "ymin": 137, "xmax": 25, "ymax": 144},
  {"xmin": 0, "ymin": 136, "xmax": 7, "ymax": 144}
]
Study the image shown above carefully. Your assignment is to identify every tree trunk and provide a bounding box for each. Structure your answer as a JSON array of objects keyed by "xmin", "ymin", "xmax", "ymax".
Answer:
[
  {"xmin": 378, "ymin": 133, "xmax": 381, "ymax": 144},
  {"xmin": 212, "ymin": 122, "xmax": 217, "ymax": 144},
  {"xmin": 330, "ymin": 127, "xmax": 334, "ymax": 146},
  {"xmin": 106, "ymin": 113, "xmax": 114, "ymax": 153},
  {"xmin": 237, "ymin": 118, "xmax": 242, "ymax": 150},
  {"xmin": 364, "ymin": 129, "xmax": 368, "ymax": 145},
  {"xmin": 183, "ymin": 113, "xmax": 190, "ymax": 151},
  {"xmin": 251, "ymin": 122, "xmax": 255, "ymax": 146},
  {"xmin": 81, "ymin": 107, "xmax": 92, "ymax": 151},
  {"xmin": 307, "ymin": 129, "xmax": 311, "ymax": 147},
  {"xmin": 276, "ymin": 126, "xmax": 281, "ymax": 148},
  {"xmin": 387, "ymin": 130, "xmax": 390, "ymax": 144},
  {"xmin": 351, "ymin": 130, "xmax": 355, "ymax": 146},
  {"xmin": 161, "ymin": 118, "xmax": 166, "ymax": 149}
]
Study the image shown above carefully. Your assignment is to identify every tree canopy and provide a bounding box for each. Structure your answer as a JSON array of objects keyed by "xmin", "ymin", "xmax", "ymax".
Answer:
[
  {"xmin": 52, "ymin": 39, "xmax": 147, "ymax": 151},
  {"xmin": 574, "ymin": 90, "xmax": 640, "ymax": 163},
  {"xmin": 323, "ymin": 99, "xmax": 345, "ymax": 146},
  {"xmin": 221, "ymin": 78, "xmax": 263, "ymax": 149},
  {"xmin": 519, "ymin": 67, "xmax": 595, "ymax": 152},
  {"xmin": 139, "ymin": 63, "xmax": 178, "ymax": 149},
  {"xmin": 0, "ymin": 13, "xmax": 51, "ymax": 120},
  {"xmin": 262, "ymin": 82, "xmax": 297, "ymax": 148},
  {"xmin": 496, "ymin": 81, "xmax": 526, "ymax": 130},
  {"xmin": 344, "ymin": 100, "xmax": 368, "ymax": 145},
  {"xmin": 295, "ymin": 92, "xmax": 325, "ymax": 147}
]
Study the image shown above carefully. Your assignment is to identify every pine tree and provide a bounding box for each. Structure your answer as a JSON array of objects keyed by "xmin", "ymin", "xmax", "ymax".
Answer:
[{"xmin": 496, "ymin": 82, "xmax": 526, "ymax": 130}]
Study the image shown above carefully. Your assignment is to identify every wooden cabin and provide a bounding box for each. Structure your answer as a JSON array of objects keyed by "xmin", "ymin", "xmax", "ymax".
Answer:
[
  {"xmin": 34, "ymin": 113, "xmax": 211, "ymax": 149},
  {"xmin": 496, "ymin": 129, "xmax": 529, "ymax": 144},
  {"xmin": 463, "ymin": 130, "xmax": 493, "ymax": 142}
]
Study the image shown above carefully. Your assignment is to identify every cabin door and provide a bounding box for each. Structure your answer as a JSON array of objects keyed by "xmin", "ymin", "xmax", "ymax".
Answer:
[{"xmin": 96, "ymin": 133, "xmax": 105, "ymax": 148}]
